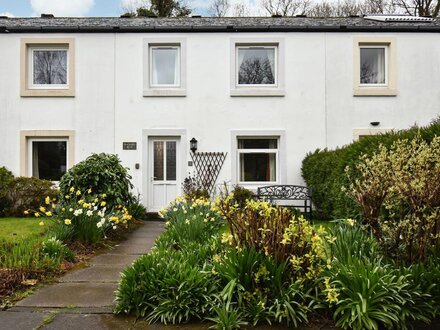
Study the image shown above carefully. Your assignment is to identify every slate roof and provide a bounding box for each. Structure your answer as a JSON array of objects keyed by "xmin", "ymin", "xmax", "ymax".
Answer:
[{"xmin": 1, "ymin": 16, "xmax": 440, "ymax": 33}]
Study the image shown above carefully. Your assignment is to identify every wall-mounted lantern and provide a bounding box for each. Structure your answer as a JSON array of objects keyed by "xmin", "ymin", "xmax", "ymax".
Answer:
[
  {"xmin": 370, "ymin": 121, "xmax": 380, "ymax": 127},
  {"xmin": 190, "ymin": 137, "xmax": 198, "ymax": 153}
]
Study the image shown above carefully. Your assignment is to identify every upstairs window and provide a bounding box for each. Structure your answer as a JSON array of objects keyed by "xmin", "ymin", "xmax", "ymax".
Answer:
[
  {"xmin": 236, "ymin": 46, "xmax": 276, "ymax": 86},
  {"xmin": 150, "ymin": 46, "xmax": 180, "ymax": 87},
  {"xmin": 30, "ymin": 47, "xmax": 68, "ymax": 88},
  {"xmin": 238, "ymin": 138, "xmax": 278, "ymax": 183},
  {"xmin": 353, "ymin": 37, "xmax": 396, "ymax": 96},
  {"xmin": 360, "ymin": 46, "xmax": 387, "ymax": 85},
  {"xmin": 21, "ymin": 38, "xmax": 75, "ymax": 97}
]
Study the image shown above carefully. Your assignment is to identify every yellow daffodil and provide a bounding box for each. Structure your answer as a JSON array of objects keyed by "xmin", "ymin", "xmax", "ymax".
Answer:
[
  {"xmin": 45, "ymin": 196, "xmax": 50, "ymax": 205},
  {"xmin": 70, "ymin": 187, "xmax": 75, "ymax": 193},
  {"xmin": 39, "ymin": 206, "xmax": 46, "ymax": 213},
  {"xmin": 101, "ymin": 201, "xmax": 106, "ymax": 207},
  {"xmin": 76, "ymin": 190, "xmax": 81, "ymax": 196},
  {"xmin": 34, "ymin": 212, "xmax": 40, "ymax": 217},
  {"xmin": 65, "ymin": 195, "xmax": 70, "ymax": 199},
  {"xmin": 45, "ymin": 211, "xmax": 52, "ymax": 217},
  {"xmin": 87, "ymin": 188, "xmax": 92, "ymax": 194},
  {"xmin": 64, "ymin": 219, "xmax": 71, "ymax": 225},
  {"xmin": 24, "ymin": 210, "xmax": 29, "ymax": 215},
  {"xmin": 39, "ymin": 221, "xmax": 44, "ymax": 226}
]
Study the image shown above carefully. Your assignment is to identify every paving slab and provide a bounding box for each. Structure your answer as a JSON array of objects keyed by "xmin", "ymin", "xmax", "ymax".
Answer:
[
  {"xmin": 61, "ymin": 265, "xmax": 124, "ymax": 283},
  {"xmin": 0, "ymin": 311, "xmax": 50, "ymax": 330},
  {"xmin": 110, "ymin": 243, "xmax": 155, "ymax": 255},
  {"xmin": 16, "ymin": 282, "xmax": 118, "ymax": 308},
  {"xmin": 91, "ymin": 253, "xmax": 140, "ymax": 266}
]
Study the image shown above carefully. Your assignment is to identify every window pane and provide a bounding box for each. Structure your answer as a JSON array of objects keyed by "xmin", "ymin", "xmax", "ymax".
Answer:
[
  {"xmin": 238, "ymin": 48, "xmax": 275, "ymax": 85},
  {"xmin": 153, "ymin": 141, "xmax": 164, "ymax": 181},
  {"xmin": 238, "ymin": 139, "xmax": 277, "ymax": 149},
  {"xmin": 166, "ymin": 141, "xmax": 176, "ymax": 181},
  {"xmin": 33, "ymin": 50, "xmax": 67, "ymax": 85},
  {"xmin": 32, "ymin": 141, "xmax": 67, "ymax": 181},
  {"xmin": 151, "ymin": 48, "xmax": 179, "ymax": 86},
  {"xmin": 240, "ymin": 153, "xmax": 276, "ymax": 182},
  {"xmin": 360, "ymin": 48, "xmax": 385, "ymax": 84}
]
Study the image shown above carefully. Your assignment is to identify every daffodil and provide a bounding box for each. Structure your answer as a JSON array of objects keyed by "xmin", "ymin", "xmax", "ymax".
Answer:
[
  {"xmin": 64, "ymin": 219, "xmax": 71, "ymax": 225},
  {"xmin": 87, "ymin": 188, "xmax": 92, "ymax": 194},
  {"xmin": 39, "ymin": 206, "xmax": 46, "ymax": 213},
  {"xmin": 69, "ymin": 187, "xmax": 75, "ymax": 193},
  {"xmin": 24, "ymin": 210, "xmax": 29, "ymax": 215},
  {"xmin": 101, "ymin": 201, "xmax": 106, "ymax": 207},
  {"xmin": 45, "ymin": 196, "xmax": 50, "ymax": 205},
  {"xmin": 39, "ymin": 221, "xmax": 45, "ymax": 226},
  {"xmin": 34, "ymin": 212, "xmax": 40, "ymax": 217},
  {"xmin": 45, "ymin": 211, "xmax": 52, "ymax": 217}
]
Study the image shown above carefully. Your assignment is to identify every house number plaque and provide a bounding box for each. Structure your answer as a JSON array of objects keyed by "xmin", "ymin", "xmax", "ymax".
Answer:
[{"xmin": 123, "ymin": 142, "xmax": 137, "ymax": 150}]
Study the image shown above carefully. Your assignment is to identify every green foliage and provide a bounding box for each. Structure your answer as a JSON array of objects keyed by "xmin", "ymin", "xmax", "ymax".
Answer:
[
  {"xmin": 126, "ymin": 0, "xmax": 191, "ymax": 17},
  {"xmin": 347, "ymin": 135, "xmax": 440, "ymax": 263},
  {"xmin": 125, "ymin": 194, "xmax": 147, "ymax": 220},
  {"xmin": 301, "ymin": 118, "xmax": 440, "ymax": 219},
  {"xmin": 0, "ymin": 166, "xmax": 14, "ymax": 216},
  {"xmin": 230, "ymin": 185, "xmax": 255, "ymax": 207},
  {"xmin": 182, "ymin": 176, "xmax": 210, "ymax": 201},
  {"xmin": 330, "ymin": 258, "xmax": 434, "ymax": 330},
  {"xmin": 208, "ymin": 304, "xmax": 248, "ymax": 329},
  {"xmin": 42, "ymin": 237, "xmax": 75, "ymax": 262},
  {"xmin": 59, "ymin": 153, "xmax": 134, "ymax": 210},
  {"xmin": 0, "ymin": 237, "xmax": 64, "ymax": 272},
  {"xmin": 6, "ymin": 177, "xmax": 57, "ymax": 217}
]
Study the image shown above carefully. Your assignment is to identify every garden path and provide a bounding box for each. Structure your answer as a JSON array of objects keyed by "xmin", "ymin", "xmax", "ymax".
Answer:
[{"xmin": 0, "ymin": 221, "xmax": 166, "ymax": 329}]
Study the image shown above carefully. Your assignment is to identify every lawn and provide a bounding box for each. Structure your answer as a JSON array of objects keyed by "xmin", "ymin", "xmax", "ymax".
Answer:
[{"xmin": 0, "ymin": 217, "xmax": 47, "ymax": 243}]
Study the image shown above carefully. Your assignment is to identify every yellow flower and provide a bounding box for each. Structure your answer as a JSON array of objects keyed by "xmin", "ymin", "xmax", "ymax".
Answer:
[
  {"xmin": 61, "ymin": 207, "xmax": 66, "ymax": 211},
  {"xmin": 52, "ymin": 203, "xmax": 56, "ymax": 209},
  {"xmin": 76, "ymin": 190, "xmax": 81, "ymax": 196},
  {"xmin": 101, "ymin": 201, "xmax": 106, "ymax": 207},
  {"xmin": 45, "ymin": 196, "xmax": 50, "ymax": 205},
  {"xmin": 78, "ymin": 200, "xmax": 84, "ymax": 205},
  {"xmin": 64, "ymin": 219, "xmax": 71, "ymax": 225},
  {"xmin": 65, "ymin": 195, "xmax": 70, "ymax": 199},
  {"xmin": 94, "ymin": 198, "xmax": 99, "ymax": 203},
  {"xmin": 39, "ymin": 221, "xmax": 44, "ymax": 226},
  {"xmin": 34, "ymin": 213, "xmax": 40, "ymax": 217},
  {"xmin": 346, "ymin": 218, "xmax": 356, "ymax": 227},
  {"xmin": 45, "ymin": 211, "xmax": 52, "ymax": 217},
  {"xmin": 70, "ymin": 187, "xmax": 75, "ymax": 193},
  {"xmin": 101, "ymin": 193, "xmax": 107, "ymax": 198},
  {"xmin": 24, "ymin": 210, "xmax": 29, "ymax": 215},
  {"xmin": 87, "ymin": 188, "xmax": 92, "ymax": 194},
  {"xmin": 39, "ymin": 206, "xmax": 46, "ymax": 213}
]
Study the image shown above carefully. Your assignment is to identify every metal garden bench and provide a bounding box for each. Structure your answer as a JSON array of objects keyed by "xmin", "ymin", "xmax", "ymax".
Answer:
[{"xmin": 256, "ymin": 185, "xmax": 313, "ymax": 220}]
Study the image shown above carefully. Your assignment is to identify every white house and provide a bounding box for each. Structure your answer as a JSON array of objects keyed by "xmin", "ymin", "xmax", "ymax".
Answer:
[{"xmin": 0, "ymin": 15, "xmax": 439, "ymax": 211}]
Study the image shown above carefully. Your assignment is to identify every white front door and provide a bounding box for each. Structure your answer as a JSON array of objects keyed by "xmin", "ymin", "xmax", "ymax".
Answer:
[{"xmin": 148, "ymin": 138, "xmax": 180, "ymax": 211}]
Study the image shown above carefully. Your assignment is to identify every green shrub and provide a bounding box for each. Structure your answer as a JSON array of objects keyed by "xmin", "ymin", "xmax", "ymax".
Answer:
[
  {"xmin": 126, "ymin": 194, "xmax": 147, "ymax": 219},
  {"xmin": 6, "ymin": 177, "xmax": 57, "ymax": 217},
  {"xmin": 59, "ymin": 153, "xmax": 134, "ymax": 210},
  {"xmin": 42, "ymin": 237, "xmax": 75, "ymax": 262},
  {"xmin": 301, "ymin": 118, "xmax": 440, "ymax": 219},
  {"xmin": 0, "ymin": 166, "xmax": 14, "ymax": 216},
  {"xmin": 230, "ymin": 185, "xmax": 255, "ymax": 207},
  {"xmin": 182, "ymin": 176, "xmax": 210, "ymax": 200},
  {"xmin": 347, "ymin": 135, "xmax": 440, "ymax": 263}
]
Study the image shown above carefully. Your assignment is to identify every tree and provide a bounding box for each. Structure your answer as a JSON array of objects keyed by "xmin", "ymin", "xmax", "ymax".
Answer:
[
  {"xmin": 122, "ymin": 0, "xmax": 191, "ymax": 17},
  {"xmin": 261, "ymin": 0, "xmax": 310, "ymax": 16},
  {"xmin": 233, "ymin": 1, "xmax": 251, "ymax": 16},
  {"xmin": 209, "ymin": 0, "xmax": 230, "ymax": 17},
  {"xmin": 394, "ymin": 0, "xmax": 440, "ymax": 16}
]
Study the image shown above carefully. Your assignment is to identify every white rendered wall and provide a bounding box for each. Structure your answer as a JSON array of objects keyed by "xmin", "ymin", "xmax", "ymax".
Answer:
[{"xmin": 0, "ymin": 31, "xmax": 439, "ymax": 206}]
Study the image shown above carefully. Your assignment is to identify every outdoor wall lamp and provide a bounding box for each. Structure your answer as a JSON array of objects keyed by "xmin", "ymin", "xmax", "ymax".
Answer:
[
  {"xmin": 370, "ymin": 121, "xmax": 380, "ymax": 127},
  {"xmin": 190, "ymin": 137, "xmax": 198, "ymax": 153}
]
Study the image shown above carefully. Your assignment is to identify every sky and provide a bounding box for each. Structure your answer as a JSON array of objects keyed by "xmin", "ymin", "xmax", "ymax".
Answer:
[{"xmin": 0, "ymin": 0, "xmax": 261, "ymax": 18}]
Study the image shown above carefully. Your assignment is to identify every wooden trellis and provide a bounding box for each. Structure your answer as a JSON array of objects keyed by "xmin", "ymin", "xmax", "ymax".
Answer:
[{"xmin": 190, "ymin": 152, "xmax": 227, "ymax": 193}]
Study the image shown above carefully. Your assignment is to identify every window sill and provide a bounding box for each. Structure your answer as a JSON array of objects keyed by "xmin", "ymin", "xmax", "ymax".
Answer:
[
  {"xmin": 143, "ymin": 88, "xmax": 186, "ymax": 97},
  {"xmin": 353, "ymin": 88, "xmax": 397, "ymax": 97},
  {"xmin": 230, "ymin": 88, "xmax": 285, "ymax": 97},
  {"xmin": 21, "ymin": 89, "xmax": 75, "ymax": 97}
]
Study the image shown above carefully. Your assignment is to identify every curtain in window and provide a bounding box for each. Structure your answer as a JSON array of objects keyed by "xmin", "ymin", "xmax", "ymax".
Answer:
[
  {"xmin": 360, "ymin": 48, "xmax": 385, "ymax": 84},
  {"xmin": 32, "ymin": 142, "xmax": 39, "ymax": 178},
  {"xmin": 151, "ymin": 48, "xmax": 178, "ymax": 86}
]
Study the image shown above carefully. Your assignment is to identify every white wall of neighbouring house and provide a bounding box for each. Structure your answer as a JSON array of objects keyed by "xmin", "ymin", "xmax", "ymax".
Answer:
[{"xmin": 0, "ymin": 31, "xmax": 439, "ymax": 209}]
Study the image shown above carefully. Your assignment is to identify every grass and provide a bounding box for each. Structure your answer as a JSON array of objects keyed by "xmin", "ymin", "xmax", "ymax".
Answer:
[{"xmin": 0, "ymin": 217, "xmax": 47, "ymax": 242}]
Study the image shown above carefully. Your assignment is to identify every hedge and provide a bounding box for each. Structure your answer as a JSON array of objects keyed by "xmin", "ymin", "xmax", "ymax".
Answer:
[{"xmin": 301, "ymin": 117, "xmax": 440, "ymax": 220}]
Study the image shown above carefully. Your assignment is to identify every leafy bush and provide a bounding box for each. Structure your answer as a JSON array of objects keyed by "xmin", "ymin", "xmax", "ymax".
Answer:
[
  {"xmin": 59, "ymin": 153, "xmax": 134, "ymax": 210},
  {"xmin": 0, "ymin": 166, "xmax": 14, "ymax": 216},
  {"xmin": 230, "ymin": 185, "xmax": 255, "ymax": 207},
  {"xmin": 42, "ymin": 237, "xmax": 75, "ymax": 262},
  {"xmin": 6, "ymin": 177, "xmax": 57, "ymax": 217},
  {"xmin": 213, "ymin": 197, "xmax": 332, "ymax": 280},
  {"xmin": 182, "ymin": 176, "xmax": 210, "ymax": 200},
  {"xmin": 302, "ymin": 118, "xmax": 440, "ymax": 219},
  {"xmin": 347, "ymin": 135, "xmax": 440, "ymax": 263},
  {"xmin": 30, "ymin": 188, "xmax": 133, "ymax": 244}
]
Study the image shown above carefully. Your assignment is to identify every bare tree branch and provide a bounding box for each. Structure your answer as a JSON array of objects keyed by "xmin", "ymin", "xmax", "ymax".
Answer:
[{"xmin": 209, "ymin": 0, "xmax": 230, "ymax": 17}]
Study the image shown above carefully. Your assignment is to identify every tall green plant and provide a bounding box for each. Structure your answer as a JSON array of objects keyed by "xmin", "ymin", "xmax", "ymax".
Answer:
[{"xmin": 59, "ymin": 153, "xmax": 134, "ymax": 209}]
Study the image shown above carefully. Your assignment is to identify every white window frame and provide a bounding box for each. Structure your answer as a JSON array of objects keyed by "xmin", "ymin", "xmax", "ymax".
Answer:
[
  {"xmin": 235, "ymin": 45, "xmax": 278, "ymax": 88},
  {"xmin": 149, "ymin": 45, "xmax": 181, "ymax": 88},
  {"xmin": 359, "ymin": 45, "xmax": 388, "ymax": 87},
  {"xmin": 353, "ymin": 37, "xmax": 396, "ymax": 97},
  {"xmin": 20, "ymin": 38, "xmax": 75, "ymax": 97},
  {"xmin": 143, "ymin": 38, "xmax": 187, "ymax": 97},
  {"xmin": 352, "ymin": 128, "xmax": 394, "ymax": 141},
  {"xmin": 230, "ymin": 38, "xmax": 285, "ymax": 97},
  {"xmin": 237, "ymin": 137, "xmax": 279, "ymax": 185},
  {"xmin": 29, "ymin": 46, "xmax": 69, "ymax": 90}
]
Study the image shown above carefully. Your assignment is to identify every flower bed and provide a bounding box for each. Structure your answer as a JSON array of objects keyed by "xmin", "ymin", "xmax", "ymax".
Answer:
[{"xmin": 115, "ymin": 194, "xmax": 440, "ymax": 329}]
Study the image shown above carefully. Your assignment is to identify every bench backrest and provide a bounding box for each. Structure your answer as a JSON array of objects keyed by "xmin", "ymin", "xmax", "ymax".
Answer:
[{"xmin": 257, "ymin": 185, "xmax": 312, "ymax": 200}]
